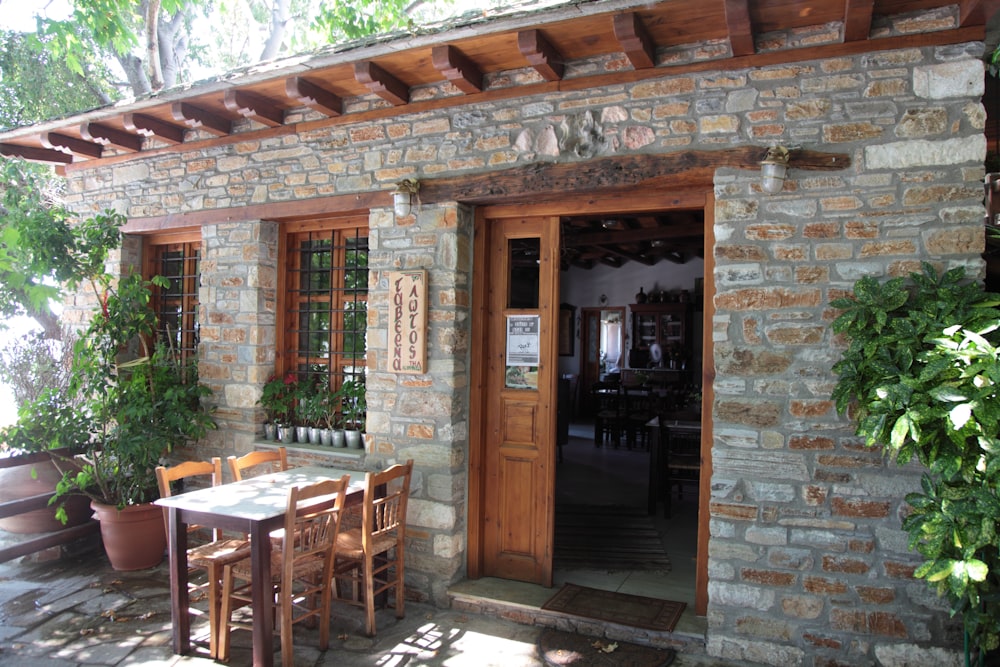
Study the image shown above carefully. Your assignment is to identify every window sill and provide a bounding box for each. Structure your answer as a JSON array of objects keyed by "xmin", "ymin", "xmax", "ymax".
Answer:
[{"xmin": 253, "ymin": 440, "xmax": 365, "ymax": 461}]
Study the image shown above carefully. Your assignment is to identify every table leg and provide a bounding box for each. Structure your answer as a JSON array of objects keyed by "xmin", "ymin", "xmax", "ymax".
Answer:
[
  {"xmin": 250, "ymin": 521, "xmax": 274, "ymax": 667},
  {"xmin": 167, "ymin": 509, "xmax": 190, "ymax": 655}
]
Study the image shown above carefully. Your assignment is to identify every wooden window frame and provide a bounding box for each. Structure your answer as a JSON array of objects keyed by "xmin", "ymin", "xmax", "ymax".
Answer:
[{"xmin": 143, "ymin": 232, "xmax": 201, "ymax": 365}]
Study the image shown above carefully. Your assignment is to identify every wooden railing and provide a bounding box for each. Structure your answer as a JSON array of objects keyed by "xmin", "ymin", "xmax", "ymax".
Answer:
[{"xmin": 0, "ymin": 449, "xmax": 98, "ymax": 564}]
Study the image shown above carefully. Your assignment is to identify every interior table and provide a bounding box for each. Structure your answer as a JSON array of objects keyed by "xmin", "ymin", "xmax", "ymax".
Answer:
[{"xmin": 155, "ymin": 465, "xmax": 366, "ymax": 667}]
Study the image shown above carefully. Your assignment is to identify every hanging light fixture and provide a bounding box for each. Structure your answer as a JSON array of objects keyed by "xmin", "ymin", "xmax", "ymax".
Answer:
[
  {"xmin": 759, "ymin": 145, "xmax": 790, "ymax": 195},
  {"xmin": 393, "ymin": 178, "xmax": 420, "ymax": 217}
]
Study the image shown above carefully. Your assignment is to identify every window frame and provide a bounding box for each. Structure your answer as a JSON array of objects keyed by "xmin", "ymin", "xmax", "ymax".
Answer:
[{"xmin": 143, "ymin": 231, "xmax": 202, "ymax": 366}]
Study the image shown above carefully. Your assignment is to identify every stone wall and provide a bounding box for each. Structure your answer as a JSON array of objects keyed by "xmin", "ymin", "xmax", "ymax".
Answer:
[{"xmin": 59, "ymin": 34, "xmax": 987, "ymax": 665}]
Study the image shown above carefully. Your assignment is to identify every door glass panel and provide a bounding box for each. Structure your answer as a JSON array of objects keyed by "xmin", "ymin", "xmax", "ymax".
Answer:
[{"xmin": 508, "ymin": 238, "xmax": 540, "ymax": 309}]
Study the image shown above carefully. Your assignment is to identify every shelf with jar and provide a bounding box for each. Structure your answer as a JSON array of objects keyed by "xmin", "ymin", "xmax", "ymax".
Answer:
[{"xmin": 627, "ymin": 302, "xmax": 693, "ymax": 372}]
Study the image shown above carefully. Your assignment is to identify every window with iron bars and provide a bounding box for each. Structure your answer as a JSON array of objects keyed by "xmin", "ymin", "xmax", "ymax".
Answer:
[
  {"xmin": 284, "ymin": 222, "xmax": 368, "ymax": 396},
  {"xmin": 146, "ymin": 238, "xmax": 200, "ymax": 365}
]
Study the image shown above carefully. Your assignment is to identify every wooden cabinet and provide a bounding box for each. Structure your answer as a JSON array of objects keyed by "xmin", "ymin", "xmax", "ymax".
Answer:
[{"xmin": 628, "ymin": 302, "xmax": 692, "ymax": 369}]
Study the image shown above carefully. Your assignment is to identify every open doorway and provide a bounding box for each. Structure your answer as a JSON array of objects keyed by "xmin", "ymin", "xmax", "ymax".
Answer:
[{"xmin": 555, "ymin": 209, "xmax": 705, "ymax": 610}]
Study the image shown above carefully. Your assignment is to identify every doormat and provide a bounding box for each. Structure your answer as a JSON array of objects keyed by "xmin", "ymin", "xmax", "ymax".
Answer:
[
  {"xmin": 555, "ymin": 504, "xmax": 670, "ymax": 572},
  {"xmin": 538, "ymin": 628, "xmax": 677, "ymax": 667},
  {"xmin": 541, "ymin": 583, "xmax": 686, "ymax": 633}
]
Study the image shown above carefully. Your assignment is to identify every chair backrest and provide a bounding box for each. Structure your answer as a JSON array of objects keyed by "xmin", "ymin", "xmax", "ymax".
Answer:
[
  {"xmin": 659, "ymin": 418, "xmax": 702, "ymax": 471},
  {"xmin": 155, "ymin": 457, "xmax": 224, "ymax": 540},
  {"xmin": 361, "ymin": 460, "xmax": 413, "ymax": 553},
  {"xmin": 227, "ymin": 447, "xmax": 289, "ymax": 481},
  {"xmin": 592, "ymin": 381, "xmax": 622, "ymax": 415},
  {"xmin": 281, "ymin": 475, "xmax": 349, "ymax": 581}
]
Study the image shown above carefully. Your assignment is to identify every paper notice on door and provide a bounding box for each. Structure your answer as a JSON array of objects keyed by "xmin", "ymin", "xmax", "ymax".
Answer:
[{"xmin": 506, "ymin": 315, "xmax": 540, "ymax": 390}]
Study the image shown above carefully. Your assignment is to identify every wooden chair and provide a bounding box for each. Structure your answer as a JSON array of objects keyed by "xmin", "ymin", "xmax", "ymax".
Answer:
[
  {"xmin": 218, "ymin": 475, "xmax": 350, "ymax": 666},
  {"xmin": 658, "ymin": 419, "xmax": 702, "ymax": 518},
  {"xmin": 155, "ymin": 458, "xmax": 251, "ymax": 660},
  {"xmin": 591, "ymin": 381, "xmax": 622, "ymax": 447},
  {"xmin": 622, "ymin": 384, "xmax": 654, "ymax": 449},
  {"xmin": 227, "ymin": 446, "xmax": 289, "ymax": 481},
  {"xmin": 331, "ymin": 459, "xmax": 413, "ymax": 636}
]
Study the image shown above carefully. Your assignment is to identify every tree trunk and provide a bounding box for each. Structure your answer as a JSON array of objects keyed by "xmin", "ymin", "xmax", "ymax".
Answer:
[{"xmin": 260, "ymin": 0, "xmax": 291, "ymax": 63}]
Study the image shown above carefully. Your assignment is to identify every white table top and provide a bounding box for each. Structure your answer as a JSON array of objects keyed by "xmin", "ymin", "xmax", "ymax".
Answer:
[{"xmin": 154, "ymin": 465, "xmax": 365, "ymax": 521}]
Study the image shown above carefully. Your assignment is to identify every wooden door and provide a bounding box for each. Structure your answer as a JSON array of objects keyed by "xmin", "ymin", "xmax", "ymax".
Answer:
[{"xmin": 478, "ymin": 215, "xmax": 559, "ymax": 586}]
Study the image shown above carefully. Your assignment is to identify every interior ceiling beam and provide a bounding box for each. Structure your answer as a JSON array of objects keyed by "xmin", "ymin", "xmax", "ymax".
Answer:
[
  {"xmin": 285, "ymin": 77, "xmax": 343, "ymax": 117},
  {"xmin": 594, "ymin": 243, "xmax": 656, "ymax": 266},
  {"xmin": 0, "ymin": 143, "xmax": 73, "ymax": 164},
  {"xmin": 354, "ymin": 61, "xmax": 409, "ymax": 106},
  {"xmin": 724, "ymin": 0, "xmax": 755, "ymax": 57},
  {"xmin": 224, "ymin": 89, "xmax": 285, "ymax": 128},
  {"xmin": 40, "ymin": 132, "xmax": 103, "ymax": 159},
  {"xmin": 844, "ymin": 0, "xmax": 875, "ymax": 42},
  {"xmin": 80, "ymin": 122, "xmax": 142, "ymax": 152},
  {"xmin": 432, "ymin": 44, "xmax": 484, "ymax": 94},
  {"xmin": 122, "ymin": 112, "xmax": 185, "ymax": 144},
  {"xmin": 517, "ymin": 29, "xmax": 564, "ymax": 81},
  {"xmin": 171, "ymin": 102, "xmax": 232, "ymax": 137},
  {"xmin": 613, "ymin": 12, "xmax": 656, "ymax": 69},
  {"xmin": 565, "ymin": 225, "xmax": 700, "ymax": 247}
]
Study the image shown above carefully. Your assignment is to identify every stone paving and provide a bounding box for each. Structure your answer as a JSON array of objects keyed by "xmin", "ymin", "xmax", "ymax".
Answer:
[{"xmin": 0, "ymin": 548, "xmax": 757, "ymax": 666}]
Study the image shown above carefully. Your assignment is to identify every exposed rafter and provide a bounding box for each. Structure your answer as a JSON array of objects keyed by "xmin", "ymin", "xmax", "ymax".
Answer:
[
  {"xmin": 354, "ymin": 61, "xmax": 409, "ymax": 106},
  {"xmin": 844, "ymin": 0, "xmax": 875, "ymax": 42},
  {"xmin": 517, "ymin": 29, "xmax": 564, "ymax": 81},
  {"xmin": 40, "ymin": 132, "xmax": 103, "ymax": 159},
  {"xmin": 0, "ymin": 143, "xmax": 73, "ymax": 164},
  {"xmin": 432, "ymin": 45, "xmax": 484, "ymax": 94},
  {"xmin": 80, "ymin": 123, "xmax": 142, "ymax": 152},
  {"xmin": 285, "ymin": 77, "xmax": 343, "ymax": 117},
  {"xmin": 724, "ymin": 0, "xmax": 755, "ymax": 56},
  {"xmin": 122, "ymin": 113, "xmax": 185, "ymax": 145},
  {"xmin": 171, "ymin": 103, "xmax": 232, "ymax": 137},
  {"xmin": 223, "ymin": 90, "xmax": 285, "ymax": 127},
  {"xmin": 612, "ymin": 12, "xmax": 656, "ymax": 69}
]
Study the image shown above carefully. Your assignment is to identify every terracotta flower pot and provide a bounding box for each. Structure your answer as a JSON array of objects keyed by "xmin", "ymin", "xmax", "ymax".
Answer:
[{"xmin": 90, "ymin": 501, "xmax": 166, "ymax": 571}]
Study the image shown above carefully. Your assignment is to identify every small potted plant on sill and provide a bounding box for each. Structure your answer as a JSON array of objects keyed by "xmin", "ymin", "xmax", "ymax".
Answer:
[
  {"xmin": 295, "ymin": 377, "xmax": 327, "ymax": 445},
  {"xmin": 322, "ymin": 384, "xmax": 345, "ymax": 447},
  {"xmin": 259, "ymin": 372, "xmax": 296, "ymax": 442},
  {"xmin": 339, "ymin": 378, "xmax": 366, "ymax": 449}
]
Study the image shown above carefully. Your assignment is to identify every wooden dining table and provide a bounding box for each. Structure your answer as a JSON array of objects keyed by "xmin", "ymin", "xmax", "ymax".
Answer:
[{"xmin": 154, "ymin": 465, "xmax": 366, "ymax": 667}]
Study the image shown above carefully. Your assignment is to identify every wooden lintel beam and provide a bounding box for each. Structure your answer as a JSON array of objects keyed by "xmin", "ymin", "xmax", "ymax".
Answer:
[
  {"xmin": 420, "ymin": 147, "xmax": 850, "ymax": 204},
  {"xmin": 612, "ymin": 12, "xmax": 656, "ymax": 70},
  {"xmin": 517, "ymin": 29, "xmax": 564, "ymax": 81},
  {"xmin": 0, "ymin": 142, "xmax": 74, "ymax": 164},
  {"xmin": 285, "ymin": 77, "xmax": 343, "ymax": 117},
  {"xmin": 223, "ymin": 89, "xmax": 285, "ymax": 128},
  {"xmin": 39, "ymin": 132, "xmax": 103, "ymax": 159},
  {"xmin": 79, "ymin": 122, "xmax": 142, "ymax": 152},
  {"xmin": 171, "ymin": 102, "xmax": 232, "ymax": 137},
  {"xmin": 354, "ymin": 61, "xmax": 409, "ymax": 106},
  {"xmin": 844, "ymin": 0, "xmax": 875, "ymax": 42},
  {"xmin": 432, "ymin": 44, "xmax": 484, "ymax": 94},
  {"xmin": 723, "ymin": 0, "xmax": 755, "ymax": 57},
  {"xmin": 122, "ymin": 112, "xmax": 185, "ymax": 144}
]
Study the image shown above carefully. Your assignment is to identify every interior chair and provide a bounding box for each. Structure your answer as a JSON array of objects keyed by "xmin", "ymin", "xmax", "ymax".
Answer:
[
  {"xmin": 227, "ymin": 446, "xmax": 289, "ymax": 481},
  {"xmin": 591, "ymin": 381, "xmax": 622, "ymax": 447},
  {"xmin": 658, "ymin": 417, "xmax": 702, "ymax": 518},
  {"xmin": 218, "ymin": 475, "xmax": 350, "ymax": 666},
  {"xmin": 622, "ymin": 384, "xmax": 654, "ymax": 449},
  {"xmin": 155, "ymin": 458, "xmax": 251, "ymax": 660},
  {"xmin": 331, "ymin": 459, "xmax": 414, "ymax": 637}
]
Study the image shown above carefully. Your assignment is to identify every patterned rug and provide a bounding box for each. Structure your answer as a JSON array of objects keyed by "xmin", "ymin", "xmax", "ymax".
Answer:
[
  {"xmin": 554, "ymin": 504, "xmax": 670, "ymax": 572},
  {"xmin": 541, "ymin": 583, "xmax": 686, "ymax": 633},
  {"xmin": 538, "ymin": 628, "xmax": 677, "ymax": 666}
]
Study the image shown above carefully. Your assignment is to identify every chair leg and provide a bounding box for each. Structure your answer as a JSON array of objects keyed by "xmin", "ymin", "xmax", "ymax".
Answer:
[
  {"xmin": 394, "ymin": 544, "xmax": 405, "ymax": 620},
  {"xmin": 218, "ymin": 565, "xmax": 235, "ymax": 663},
  {"xmin": 280, "ymin": 590, "xmax": 294, "ymax": 667},
  {"xmin": 207, "ymin": 563, "xmax": 222, "ymax": 660},
  {"xmin": 363, "ymin": 552, "xmax": 377, "ymax": 636}
]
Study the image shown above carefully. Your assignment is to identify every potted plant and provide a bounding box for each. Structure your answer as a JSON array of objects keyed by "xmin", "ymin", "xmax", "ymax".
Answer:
[
  {"xmin": 51, "ymin": 272, "xmax": 216, "ymax": 571},
  {"xmin": 340, "ymin": 378, "xmax": 366, "ymax": 449},
  {"xmin": 296, "ymin": 378, "xmax": 327, "ymax": 444},
  {"xmin": 322, "ymin": 384, "xmax": 345, "ymax": 448},
  {"xmin": 259, "ymin": 372, "xmax": 296, "ymax": 442},
  {"xmin": 831, "ymin": 263, "xmax": 1000, "ymax": 664}
]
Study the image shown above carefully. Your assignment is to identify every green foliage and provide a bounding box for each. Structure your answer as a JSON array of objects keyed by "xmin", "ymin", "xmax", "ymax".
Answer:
[
  {"xmin": 313, "ymin": 0, "xmax": 413, "ymax": 40},
  {"xmin": 52, "ymin": 272, "xmax": 215, "ymax": 511},
  {"xmin": 294, "ymin": 376, "xmax": 328, "ymax": 428},
  {"xmin": 258, "ymin": 371, "xmax": 297, "ymax": 424},
  {"xmin": 831, "ymin": 263, "xmax": 1000, "ymax": 655},
  {"xmin": 339, "ymin": 378, "xmax": 366, "ymax": 430}
]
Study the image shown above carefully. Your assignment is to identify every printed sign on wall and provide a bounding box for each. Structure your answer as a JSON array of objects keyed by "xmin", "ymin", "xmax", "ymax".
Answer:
[{"xmin": 388, "ymin": 270, "xmax": 427, "ymax": 374}]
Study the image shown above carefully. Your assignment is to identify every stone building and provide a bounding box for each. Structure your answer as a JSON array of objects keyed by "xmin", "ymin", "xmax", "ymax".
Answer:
[{"xmin": 0, "ymin": 0, "xmax": 995, "ymax": 664}]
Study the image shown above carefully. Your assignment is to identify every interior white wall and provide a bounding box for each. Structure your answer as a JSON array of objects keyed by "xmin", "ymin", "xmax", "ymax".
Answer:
[{"xmin": 557, "ymin": 258, "xmax": 704, "ymax": 378}]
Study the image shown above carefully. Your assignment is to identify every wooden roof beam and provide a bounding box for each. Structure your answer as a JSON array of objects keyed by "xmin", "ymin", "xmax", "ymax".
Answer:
[
  {"xmin": 724, "ymin": 0, "xmax": 755, "ymax": 57},
  {"xmin": 518, "ymin": 29, "xmax": 564, "ymax": 81},
  {"xmin": 122, "ymin": 112, "xmax": 185, "ymax": 144},
  {"xmin": 0, "ymin": 143, "xmax": 73, "ymax": 164},
  {"xmin": 958, "ymin": 0, "xmax": 1000, "ymax": 26},
  {"xmin": 285, "ymin": 77, "xmax": 343, "ymax": 117},
  {"xmin": 432, "ymin": 44, "xmax": 484, "ymax": 94},
  {"xmin": 595, "ymin": 243, "xmax": 656, "ymax": 266},
  {"xmin": 844, "ymin": 0, "xmax": 875, "ymax": 41},
  {"xmin": 39, "ymin": 132, "xmax": 103, "ymax": 159},
  {"xmin": 171, "ymin": 102, "xmax": 232, "ymax": 137},
  {"xmin": 354, "ymin": 61, "xmax": 409, "ymax": 106},
  {"xmin": 613, "ymin": 12, "xmax": 656, "ymax": 70},
  {"xmin": 80, "ymin": 122, "xmax": 142, "ymax": 152},
  {"xmin": 223, "ymin": 89, "xmax": 285, "ymax": 128}
]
